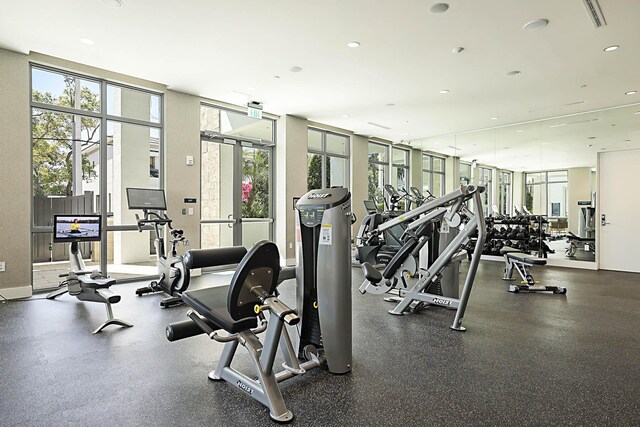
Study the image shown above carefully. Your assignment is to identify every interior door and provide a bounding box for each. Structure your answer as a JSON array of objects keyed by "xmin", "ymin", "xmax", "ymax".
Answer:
[{"xmin": 599, "ymin": 149, "xmax": 640, "ymax": 272}]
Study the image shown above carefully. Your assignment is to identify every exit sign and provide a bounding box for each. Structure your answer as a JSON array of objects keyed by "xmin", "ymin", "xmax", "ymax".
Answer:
[{"xmin": 248, "ymin": 106, "xmax": 262, "ymax": 119}]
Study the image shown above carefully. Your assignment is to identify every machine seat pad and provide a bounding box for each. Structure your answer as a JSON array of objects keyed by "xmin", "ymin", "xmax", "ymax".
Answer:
[
  {"xmin": 506, "ymin": 252, "xmax": 547, "ymax": 266},
  {"xmin": 500, "ymin": 246, "xmax": 520, "ymax": 255},
  {"xmin": 77, "ymin": 276, "xmax": 116, "ymax": 289},
  {"xmin": 361, "ymin": 262, "xmax": 383, "ymax": 284},
  {"xmin": 182, "ymin": 286, "xmax": 257, "ymax": 333},
  {"xmin": 567, "ymin": 232, "xmax": 595, "ymax": 242},
  {"xmin": 382, "ymin": 237, "xmax": 419, "ymax": 279}
]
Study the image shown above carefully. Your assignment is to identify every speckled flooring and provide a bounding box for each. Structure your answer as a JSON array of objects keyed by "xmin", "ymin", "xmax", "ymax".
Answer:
[{"xmin": 1, "ymin": 261, "xmax": 639, "ymax": 426}]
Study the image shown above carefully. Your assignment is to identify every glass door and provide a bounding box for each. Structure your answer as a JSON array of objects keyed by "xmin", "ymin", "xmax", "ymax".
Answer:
[{"xmin": 201, "ymin": 135, "xmax": 273, "ymax": 249}]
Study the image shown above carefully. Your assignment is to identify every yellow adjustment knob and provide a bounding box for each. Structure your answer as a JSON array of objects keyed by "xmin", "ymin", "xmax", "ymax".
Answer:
[
  {"xmin": 254, "ymin": 304, "xmax": 262, "ymax": 314},
  {"xmin": 313, "ymin": 301, "xmax": 318, "ymax": 309}
]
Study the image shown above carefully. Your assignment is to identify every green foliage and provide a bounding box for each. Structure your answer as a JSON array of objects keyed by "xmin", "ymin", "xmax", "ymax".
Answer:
[
  {"xmin": 307, "ymin": 154, "xmax": 322, "ymax": 190},
  {"xmin": 368, "ymin": 163, "xmax": 384, "ymax": 211},
  {"xmin": 525, "ymin": 185, "xmax": 534, "ymax": 211},
  {"xmin": 241, "ymin": 149, "xmax": 269, "ymax": 218},
  {"xmin": 32, "ymin": 77, "xmax": 100, "ymax": 197}
]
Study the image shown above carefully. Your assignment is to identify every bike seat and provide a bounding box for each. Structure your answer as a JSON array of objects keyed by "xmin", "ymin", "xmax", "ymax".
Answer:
[{"xmin": 361, "ymin": 262, "xmax": 382, "ymax": 284}]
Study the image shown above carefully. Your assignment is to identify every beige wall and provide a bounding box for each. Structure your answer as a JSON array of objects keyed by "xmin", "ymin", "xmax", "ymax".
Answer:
[
  {"xmin": 275, "ymin": 115, "xmax": 308, "ymax": 262},
  {"xmin": 350, "ymin": 135, "xmax": 369, "ymax": 234},
  {"xmin": 0, "ymin": 48, "xmax": 31, "ymax": 297},
  {"xmin": 165, "ymin": 90, "xmax": 201, "ymax": 254}
]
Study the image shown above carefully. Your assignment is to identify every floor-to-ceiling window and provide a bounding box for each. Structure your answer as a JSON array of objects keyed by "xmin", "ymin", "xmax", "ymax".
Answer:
[
  {"xmin": 525, "ymin": 170, "xmax": 568, "ymax": 217},
  {"xmin": 31, "ymin": 66, "xmax": 163, "ymax": 290},
  {"xmin": 200, "ymin": 104, "xmax": 274, "ymax": 249},
  {"xmin": 422, "ymin": 153, "xmax": 445, "ymax": 197},
  {"xmin": 368, "ymin": 142, "xmax": 389, "ymax": 211},
  {"xmin": 498, "ymin": 170, "xmax": 513, "ymax": 215},
  {"xmin": 479, "ymin": 167, "xmax": 493, "ymax": 215},
  {"xmin": 459, "ymin": 162, "xmax": 472, "ymax": 186},
  {"xmin": 307, "ymin": 128, "xmax": 349, "ymax": 190}
]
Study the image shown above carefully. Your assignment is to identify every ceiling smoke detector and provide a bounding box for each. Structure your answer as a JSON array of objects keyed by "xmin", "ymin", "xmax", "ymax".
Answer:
[
  {"xmin": 523, "ymin": 19, "xmax": 549, "ymax": 31},
  {"xmin": 430, "ymin": 3, "xmax": 449, "ymax": 13},
  {"xmin": 99, "ymin": 0, "xmax": 123, "ymax": 8}
]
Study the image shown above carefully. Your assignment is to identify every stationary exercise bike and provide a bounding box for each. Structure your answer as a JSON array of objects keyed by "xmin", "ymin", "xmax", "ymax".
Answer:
[{"xmin": 127, "ymin": 187, "xmax": 190, "ymax": 308}]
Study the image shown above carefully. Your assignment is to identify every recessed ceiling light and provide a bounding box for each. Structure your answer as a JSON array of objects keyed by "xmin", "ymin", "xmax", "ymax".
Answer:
[
  {"xmin": 523, "ymin": 19, "xmax": 549, "ymax": 31},
  {"xmin": 603, "ymin": 45, "xmax": 619, "ymax": 52},
  {"xmin": 430, "ymin": 3, "xmax": 449, "ymax": 13},
  {"xmin": 80, "ymin": 38, "xmax": 95, "ymax": 45},
  {"xmin": 588, "ymin": 136, "xmax": 596, "ymax": 139},
  {"xmin": 99, "ymin": 0, "xmax": 123, "ymax": 8},
  {"xmin": 506, "ymin": 70, "xmax": 521, "ymax": 76},
  {"xmin": 273, "ymin": 75, "xmax": 280, "ymax": 79},
  {"xmin": 342, "ymin": 114, "xmax": 350, "ymax": 118},
  {"xmin": 625, "ymin": 90, "xmax": 637, "ymax": 95},
  {"xmin": 347, "ymin": 41, "xmax": 360, "ymax": 48},
  {"xmin": 439, "ymin": 89, "xmax": 449, "ymax": 94},
  {"xmin": 549, "ymin": 123, "xmax": 567, "ymax": 128},
  {"xmin": 516, "ymin": 130, "xmax": 524, "ymax": 133},
  {"xmin": 452, "ymin": 47, "xmax": 464, "ymax": 53},
  {"xmin": 290, "ymin": 66, "xmax": 303, "ymax": 73},
  {"xmin": 491, "ymin": 117, "xmax": 499, "ymax": 120}
]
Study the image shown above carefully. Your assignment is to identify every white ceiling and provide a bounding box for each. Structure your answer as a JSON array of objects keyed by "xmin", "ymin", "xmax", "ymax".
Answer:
[{"xmin": 1, "ymin": 0, "xmax": 640, "ymax": 166}]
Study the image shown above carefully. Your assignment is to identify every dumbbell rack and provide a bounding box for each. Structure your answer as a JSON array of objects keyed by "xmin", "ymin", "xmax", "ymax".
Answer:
[{"xmin": 472, "ymin": 215, "xmax": 550, "ymax": 258}]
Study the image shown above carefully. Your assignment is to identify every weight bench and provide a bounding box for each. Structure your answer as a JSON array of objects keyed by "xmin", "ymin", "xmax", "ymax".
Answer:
[
  {"xmin": 565, "ymin": 232, "xmax": 595, "ymax": 257},
  {"xmin": 47, "ymin": 270, "xmax": 133, "ymax": 334},
  {"xmin": 501, "ymin": 246, "xmax": 567, "ymax": 294},
  {"xmin": 166, "ymin": 240, "xmax": 323, "ymax": 423}
]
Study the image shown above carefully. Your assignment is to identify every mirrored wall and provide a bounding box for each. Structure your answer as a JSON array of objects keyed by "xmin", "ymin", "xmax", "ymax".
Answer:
[{"xmin": 411, "ymin": 103, "xmax": 640, "ymax": 268}]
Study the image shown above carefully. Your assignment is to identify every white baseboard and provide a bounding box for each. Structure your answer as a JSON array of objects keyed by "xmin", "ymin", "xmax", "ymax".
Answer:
[{"xmin": 0, "ymin": 286, "xmax": 33, "ymax": 300}]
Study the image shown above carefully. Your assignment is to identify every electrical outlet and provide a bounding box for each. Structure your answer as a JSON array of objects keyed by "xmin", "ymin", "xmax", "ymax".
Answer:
[
  {"xmin": 289, "ymin": 243, "xmax": 293, "ymax": 249},
  {"xmin": 0, "ymin": 262, "xmax": 5, "ymax": 272}
]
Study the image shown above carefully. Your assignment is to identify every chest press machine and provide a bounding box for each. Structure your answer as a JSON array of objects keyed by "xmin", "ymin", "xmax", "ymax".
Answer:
[
  {"xmin": 360, "ymin": 185, "xmax": 486, "ymax": 331},
  {"xmin": 501, "ymin": 246, "xmax": 567, "ymax": 294},
  {"xmin": 165, "ymin": 188, "xmax": 352, "ymax": 423}
]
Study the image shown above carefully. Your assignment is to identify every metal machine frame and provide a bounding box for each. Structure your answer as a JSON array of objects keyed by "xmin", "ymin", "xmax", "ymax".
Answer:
[
  {"xmin": 502, "ymin": 248, "xmax": 567, "ymax": 294},
  {"xmin": 360, "ymin": 185, "xmax": 486, "ymax": 331}
]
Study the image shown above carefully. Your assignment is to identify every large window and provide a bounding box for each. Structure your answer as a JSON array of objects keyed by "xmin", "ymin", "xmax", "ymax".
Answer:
[
  {"xmin": 498, "ymin": 171, "xmax": 512, "ymax": 216},
  {"xmin": 459, "ymin": 162, "xmax": 471, "ymax": 186},
  {"xmin": 307, "ymin": 129, "xmax": 349, "ymax": 190},
  {"xmin": 479, "ymin": 167, "xmax": 493, "ymax": 215},
  {"xmin": 422, "ymin": 154, "xmax": 445, "ymax": 197},
  {"xmin": 526, "ymin": 171, "xmax": 568, "ymax": 218},
  {"xmin": 368, "ymin": 142, "xmax": 389, "ymax": 210},
  {"xmin": 31, "ymin": 66, "xmax": 163, "ymax": 289}
]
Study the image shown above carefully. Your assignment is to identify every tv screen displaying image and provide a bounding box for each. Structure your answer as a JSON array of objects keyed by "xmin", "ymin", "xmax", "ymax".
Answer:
[{"xmin": 53, "ymin": 214, "xmax": 102, "ymax": 243}]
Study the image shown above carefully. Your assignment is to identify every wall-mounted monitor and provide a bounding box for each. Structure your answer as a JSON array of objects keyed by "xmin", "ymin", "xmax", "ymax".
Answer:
[
  {"xmin": 126, "ymin": 187, "xmax": 167, "ymax": 211},
  {"xmin": 53, "ymin": 214, "xmax": 102, "ymax": 243}
]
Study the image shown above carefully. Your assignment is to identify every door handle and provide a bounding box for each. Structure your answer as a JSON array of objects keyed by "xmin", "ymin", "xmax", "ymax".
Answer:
[
  {"xmin": 601, "ymin": 214, "xmax": 610, "ymax": 226},
  {"xmin": 227, "ymin": 214, "xmax": 234, "ymax": 228}
]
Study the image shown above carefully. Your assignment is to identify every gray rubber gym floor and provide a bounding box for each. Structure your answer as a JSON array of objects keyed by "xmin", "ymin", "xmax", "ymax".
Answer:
[{"xmin": 1, "ymin": 261, "xmax": 638, "ymax": 426}]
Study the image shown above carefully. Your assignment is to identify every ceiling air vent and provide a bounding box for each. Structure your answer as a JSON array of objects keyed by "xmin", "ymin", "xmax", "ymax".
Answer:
[
  {"xmin": 582, "ymin": 0, "xmax": 607, "ymax": 28},
  {"xmin": 367, "ymin": 122, "xmax": 392, "ymax": 130}
]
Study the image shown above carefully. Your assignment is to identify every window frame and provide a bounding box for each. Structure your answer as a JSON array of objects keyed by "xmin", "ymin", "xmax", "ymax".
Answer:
[
  {"xmin": 524, "ymin": 170, "xmax": 568, "ymax": 218},
  {"xmin": 307, "ymin": 128, "xmax": 350, "ymax": 190},
  {"xmin": 422, "ymin": 153, "xmax": 446, "ymax": 197}
]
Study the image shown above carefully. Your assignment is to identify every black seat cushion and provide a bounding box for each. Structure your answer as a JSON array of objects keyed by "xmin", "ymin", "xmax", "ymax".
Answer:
[
  {"xmin": 361, "ymin": 262, "xmax": 383, "ymax": 284},
  {"xmin": 500, "ymin": 246, "xmax": 520, "ymax": 255},
  {"xmin": 182, "ymin": 286, "xmax": 257, "ymax": 333},
  {"xmin": 506, "ymin": 252, "xmax": 547, "ymax": 266},
  {"xmin": 567, "ymin": 232, "xmax": 595, "ymax": 242}
]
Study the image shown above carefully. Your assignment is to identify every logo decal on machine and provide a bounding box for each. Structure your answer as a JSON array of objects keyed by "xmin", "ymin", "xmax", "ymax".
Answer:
[
  {"xmin": 237, "ymin": 380, "xmax": 254, "ymax": 395},
  {"xmin": 432, "ymin": 298, "xmax": 452, "ymax": 306},
  {"xmin": 308, "ymin": 193, "xmax": 330, "ymax": 199}
]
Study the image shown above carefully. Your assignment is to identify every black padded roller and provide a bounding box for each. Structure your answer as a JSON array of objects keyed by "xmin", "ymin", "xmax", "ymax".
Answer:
[
  {"xmin": 166, "ymin": 319, "xmax": 205, "ymax": 341},
  {"xmin": 184, "ymin": 246, "xmax": 248, "ymax": 269}
]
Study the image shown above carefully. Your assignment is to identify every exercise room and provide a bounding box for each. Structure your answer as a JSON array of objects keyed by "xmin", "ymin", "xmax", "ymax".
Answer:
[{"xmin": 0, "ymin": 1, "xmax": 638, "ymax": 425}]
